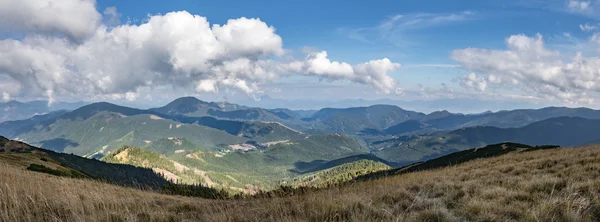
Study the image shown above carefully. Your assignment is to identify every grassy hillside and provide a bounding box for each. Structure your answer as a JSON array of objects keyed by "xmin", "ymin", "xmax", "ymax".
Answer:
[
  {"xmin": 283, "ymin": 159, "xmax": 392, "ymax": 188},
  {"xmin": 101, "ymin": 146, "xmax": 225, "ymax": 187},
  {"xmin": 106, "ymin": 134, "xmax": 371, "ymax": 190},
  {"xmin": 0, "ymin": 136, "xmax": 169, "ymax": 189},
  {"xmin": 2, "ymin": 143, "xmax": 600, "ymax": 221},
  {"xmin": 361, "ymin": 143, "xmax": 558, "ymax": 181}
]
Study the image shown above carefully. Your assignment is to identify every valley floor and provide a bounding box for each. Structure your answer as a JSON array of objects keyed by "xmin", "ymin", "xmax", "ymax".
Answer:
[{"xmin": 2, "ymin": 145, "xmax": 600, "ymax": 221}]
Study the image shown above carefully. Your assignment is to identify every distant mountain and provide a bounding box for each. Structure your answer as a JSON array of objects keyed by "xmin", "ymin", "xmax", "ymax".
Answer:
[
  {"xmin": 0, "ymin": 100, "xmax": 86, "ymax": 122},
  {"xmin": 362, "ymin": 106, "xmax": 600, "ymax": 136},
  {"xmin": 0, "ymin": 110, "xmax": 70, "ymax": 137},
  {"xmin": 423, "ymin": 106, "xmax": 600, "ymax": 130},
  {"xmin": 449, "ymin": 116, "xmax": 600, "ymax": 146},
  {"xmin": 373, "ymin": 116, "xmax": 600, "ymax": 163},
  {"xmin": 60, "ymin": 102, "xmax": 165, "ymax": 120},
  {"xmin": 305, "ymin": 105, "xmax": 426, "ymax": 134},
  {"xmin": 150, "ymin": 97, "xmax": 315, "ymax": 133},
  {"xmin": 380, "ymin": 120, "xmax": 426, "ymax": 135},
  {"xmin": 149, "ymin": 96, "xmax": 248, "ymax": 117},
  {"xmin": 2, "ymin": 102, "xmax": 304, "ymax": 158},
  {"xmin": 231, "ymin": 96, "xmax": 539, "ymax": 113},
  {"xmin": 358, "ymin": 142, "xmax": 559, "ymax": 181}
]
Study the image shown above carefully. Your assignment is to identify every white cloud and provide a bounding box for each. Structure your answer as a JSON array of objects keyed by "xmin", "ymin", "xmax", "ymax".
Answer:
[
  {"xmin": 568, "ymin": 0, "xmax": 591, "ymax": 12},
  {"xmin": 0, "ymin": 0, "xmax": 101, "ymax": 41},
  {"xmin": 0, "ymin": 76, "xmax": 22, "ymax": 98},
  {"xmin": 378, "ymin": 11, "xmax": 473, "ymax": 31},
  {"xmin": 566, "ymin": 0, "xmax": 600, "ymax": 16},
  {"xmin": 196, "ymin": 79, "xmax": 218, "ymax": 93},
  {"xmin": 459, "ymin": 73, "xmax": 488, "ymax": 92},
  {"xmin": 303, "ymin": 51, "xmax": 354, "ymax": 77},
  {"xmin": 125, "ymin": 91, "xmax": 138, "ymax": 101},
  {"xmin": 0, "ymin": 5, "xmax": 402, "ymax": 102},
  {"xmin": 452, "ymin": 34, "xmax": 600, "ymax": 104},
  {"xmin": 580, "ymin": 23, "xmax": 598, "ymax": 31},
  {"xmin": 340, "ymin": 11, "xmax": 474, "ymax": 46},
  {"xmin": 1, "ymin": 92, "xmax": 9, "ymax": 101},
  {"xmin": 197, "ymin": 51, "xmax": 401, "ymax": 94},
  {"xmin": 275, "ymin": 51, "xmax": 401, "ymax": 93}
]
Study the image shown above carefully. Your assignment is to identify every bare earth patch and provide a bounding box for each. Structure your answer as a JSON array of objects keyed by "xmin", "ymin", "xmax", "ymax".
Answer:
[
  {"xmin": 152, "ymin": 168, "xmax": 179, "ymax": 182},
  {"xmin": 229, "ymin": 144, "xmax": 256, "ymax": 151},
  {"xmin": 149, "ymin": 115, "xmax": 163, "ymax": 120},
  {"xmin": 260, "ymin": 140, "xmax": 290, "ymax": 147},
  {"xmin": 114, "ymin": 148, "xmax": 129, "ymax": 162}
]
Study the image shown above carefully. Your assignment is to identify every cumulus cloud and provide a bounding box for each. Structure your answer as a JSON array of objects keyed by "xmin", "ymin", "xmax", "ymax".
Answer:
[
  {"xmin": 0, "ymin": 5, "xmax": 401, "ymax": 102},
  {"xmin": 459, "ymin": 73, "xmax": 488, "ymax": 92},
  {"xmin": 452, "ymin": 34, "xmax": 600, "ymax": 104},
  {"xmin": 567, "ymin": 0, "xmax": 600, "ymax": 16},
  {"xmin": 295, "ymin": 51, "xmax": 400, "ymax": 93},
  {"xmin": 0, "ymin": 0, "xmax": 101, "ymax": 41}
]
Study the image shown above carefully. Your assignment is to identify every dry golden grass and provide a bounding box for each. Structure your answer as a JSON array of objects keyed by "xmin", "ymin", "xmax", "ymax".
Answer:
[{"xmin": 2, "ymin": 145, "xmax": 600, "ymax": 222}]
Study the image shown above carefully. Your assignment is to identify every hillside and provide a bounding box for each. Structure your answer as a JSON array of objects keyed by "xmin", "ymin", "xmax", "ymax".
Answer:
[
  {"xmin": 2, "ymin": 141, "xmax": 599, "ymax": 221},
  {"xmin": 3, "ymin": 101, "xmax": 305, "ymax": 157},
  {"xmin": 12, "ymin": 111, "xmax": 246, "ymax": 156},
  {"xmin": 0, "ymin": 110, "xmax": 69, "ymax": 137},
  {"xmin": 360, "ymin": 143, "xmax": 558, "ymax": 181},
  {"xmin": 0, "ymin": 136, "xmax": 169, "ymax": 189},
  {"xmin": 372, "ymin": 116, "xmax": 600, "ymax": 163},
  {"xmin": 102, "ymin": 134, "xmax": 371, "ymax": 190},
  {"xmin": 283, "ymin": 159, "xmax": 392, "ymax": 188}
]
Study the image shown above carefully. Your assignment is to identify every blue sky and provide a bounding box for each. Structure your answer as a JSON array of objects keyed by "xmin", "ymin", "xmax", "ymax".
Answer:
[
  {"xmin": 97, "ymin": 0, "xmax": 598, "ymax": 80},
  {"xmin": 1, "ymin": 0, "xmax": 600, "ymax": 112}
]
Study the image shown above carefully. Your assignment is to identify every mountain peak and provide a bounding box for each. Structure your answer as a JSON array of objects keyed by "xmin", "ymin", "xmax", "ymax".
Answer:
[
  {"xmin": 61, "ymin": 102, "xmax": 153, "ymax": 120},
  {"xmin": 169, "ymin": 96, "xmax": 204, "ymax": 104},
  {"xmin": 149, "ymin": 97, "xmax": 211, "ymax": 116}
]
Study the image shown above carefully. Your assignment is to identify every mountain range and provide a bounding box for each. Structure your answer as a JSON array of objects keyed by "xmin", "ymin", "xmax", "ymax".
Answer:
[
  {"xmin": 0, "ymin": 100, "xmax": 87, "ymax": 122},
  {"xmin": 3, "ymin": 96, "xmax": 600, "ymax": 190}
]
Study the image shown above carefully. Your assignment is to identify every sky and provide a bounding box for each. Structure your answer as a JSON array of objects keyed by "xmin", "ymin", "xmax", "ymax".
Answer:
[{"xmin": 1, "ymin": 0, "xmax": 600, "ymax": 113}]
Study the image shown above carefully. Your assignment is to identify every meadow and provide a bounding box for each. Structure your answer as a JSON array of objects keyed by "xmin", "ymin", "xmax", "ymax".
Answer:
[{"xmin": 2, "ymin": 144, "xmax": 600, "ymax": 221}]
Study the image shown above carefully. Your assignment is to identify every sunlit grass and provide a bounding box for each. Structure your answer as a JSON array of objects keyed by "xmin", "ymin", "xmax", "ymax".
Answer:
[{"xmin": 1, "ymin": 145, "xmax": 600, "ymax": 221}]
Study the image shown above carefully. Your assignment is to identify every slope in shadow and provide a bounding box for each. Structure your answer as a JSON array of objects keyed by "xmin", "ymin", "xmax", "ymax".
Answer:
[
  {"xmin": 291, "ymin": 154, "xmax": 399, "ymax": 174},
  {"xmin": 356, "ymin": 142, "xmax": 559, "ymax": 181}
]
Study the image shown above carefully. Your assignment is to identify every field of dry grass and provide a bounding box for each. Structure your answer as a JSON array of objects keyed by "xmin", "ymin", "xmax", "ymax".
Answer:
[{"xmin": 2, "ymin": 145, "xmax": 600, "ymax": 222}]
